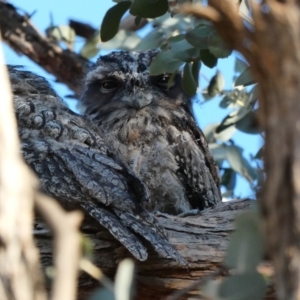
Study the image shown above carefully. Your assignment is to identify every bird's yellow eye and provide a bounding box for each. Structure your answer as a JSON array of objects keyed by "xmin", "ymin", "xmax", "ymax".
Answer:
[{"xmin": 101, "ymin": 80, "xmax": 118, "ymax": 90}]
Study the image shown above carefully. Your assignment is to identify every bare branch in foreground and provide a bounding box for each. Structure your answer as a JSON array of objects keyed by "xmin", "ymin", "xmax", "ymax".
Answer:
[
  {"xmin": 0, "ymin": 37, "xmax": 46, "ymax": 300},
  {"xmin": 35, "ymin": 193, "xmax": 83, "ymax": 300}
]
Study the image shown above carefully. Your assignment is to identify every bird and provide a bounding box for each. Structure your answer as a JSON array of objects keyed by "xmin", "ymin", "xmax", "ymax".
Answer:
[
  {"xmin": 10, "ymin": 65, "xmax": 185, "ymax": 264},
  {"xmin": 81, "ymin": 50, "xmax": 222, "ymax": 215}
]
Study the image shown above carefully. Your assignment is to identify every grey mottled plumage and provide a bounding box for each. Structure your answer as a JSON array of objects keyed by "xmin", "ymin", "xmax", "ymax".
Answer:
[
  {"xmin": 10, "ymin": 66, "xmax": 184, "ymax": 263},
  {"xmin": 81, "ymin": 50, "xmax": 222, "ymax": 215}
]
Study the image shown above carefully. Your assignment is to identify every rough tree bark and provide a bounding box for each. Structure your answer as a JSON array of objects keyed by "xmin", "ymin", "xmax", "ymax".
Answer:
[
  {"xmin": 182, "ymin": 1, "xmax": 300, "ymax": 299},
  {"xmin": 35, "ymin": 199, "xmax": 253, "ymax": 300},
  {"xmin": 2, "ymin": 0, "xmax": 298, "ymax": 299}
]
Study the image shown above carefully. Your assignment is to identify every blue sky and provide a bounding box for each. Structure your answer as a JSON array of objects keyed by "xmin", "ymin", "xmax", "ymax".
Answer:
[{"xmin": 3, "ymin": 0, "xmax": 261, "ymax": 198}]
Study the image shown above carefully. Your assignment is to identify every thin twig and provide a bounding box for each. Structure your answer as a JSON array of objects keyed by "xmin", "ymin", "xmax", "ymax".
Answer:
[{"xmin": 35, "ymin": 193, "xmax": 84, "ymax": 300}]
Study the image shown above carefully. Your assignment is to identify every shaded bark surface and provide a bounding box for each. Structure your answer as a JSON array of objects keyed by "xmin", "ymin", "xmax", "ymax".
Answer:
[{"xmin": 35, "ymin": 200, "xmax": 252, "ymax": 300}]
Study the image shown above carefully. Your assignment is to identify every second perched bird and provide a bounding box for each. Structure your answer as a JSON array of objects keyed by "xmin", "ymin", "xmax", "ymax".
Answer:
[{"xmin": 81, "ymin": 50, "xmax": 222, "ymax": 215}]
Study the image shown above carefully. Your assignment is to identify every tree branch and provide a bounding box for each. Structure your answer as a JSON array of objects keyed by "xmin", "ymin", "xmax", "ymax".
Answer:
[
  {"xmin": 35, "ymin": 193, "xmax": 83, "ymax": 300},
  {"xmin": 0, "ymin": 2, "xmax": 90, "ymax": 96},
  {"xmin": 34, "ymin": 199, "xmax": 260, "ymax": 300},
  {"xmin": 0, "ymin": 39, "xmax": 46, "ymax": 300}
]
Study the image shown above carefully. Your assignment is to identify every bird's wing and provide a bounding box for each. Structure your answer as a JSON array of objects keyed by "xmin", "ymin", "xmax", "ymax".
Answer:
[{"xmin": 171, "ymin": 109, "xmax": 222, "ymax": 210}]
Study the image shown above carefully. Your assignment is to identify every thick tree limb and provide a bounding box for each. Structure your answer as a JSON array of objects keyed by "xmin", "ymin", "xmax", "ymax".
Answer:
[
  {"xmin": 182, "ymin": 1, "xmax": 300, "ymax": 299},
  {"xmin": 34, "ymin": 199, "xmax": 254, "ymax": 300},
  {"xmin": 0, "ymin": 2, "xmax": 90, "ymax": 96}
]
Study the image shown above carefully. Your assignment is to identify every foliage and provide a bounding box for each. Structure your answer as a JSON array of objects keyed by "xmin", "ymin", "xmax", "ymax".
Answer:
[
  {"xmin": 25, "ymin": 1, "xmax": 270, "ymax": 299},
  {"xmin": 45, "ymin": 0, "xmax": 262, "ymax": 198}
]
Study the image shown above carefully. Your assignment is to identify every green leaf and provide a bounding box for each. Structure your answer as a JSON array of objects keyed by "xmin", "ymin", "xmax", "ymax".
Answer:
[
  {"xmin": 149, "ymin": 51, "xmax": 183, "ymax": 75},
  {"xmin": 135, "ymin": 16, "xmax": 142, "ymax": 26},
  {"xmin": 100, "ymin": 30, "xmax": 141, "ymax": 50},
  {"xmin": 220, "ymin": 89, "xmax": 249, "ymax": 109},
  {"xmin": 255, "ymin": 147, "xmax": 263, "ymax": 159},
  {"xmin": 216, "ymin": 105, "xmax": 256, "ymax": 138},
  {"xmin": 47, "ymin": 25, "xmax": 76, "ymax": 44},
  {"xmin": 185, "ymin": 25, "xmax": 215, "ymax": 49},
  {"xmin": 235, "ymin": 110, "xmax": 260, "ymax": 134},
  {"xmin": 134, "ymin": 29, "xmax": 163, "ymax": 50},
  {"xmin": 200, "ymin": 49, "xmax": 217, "ymax": 68},
  {"xmin": 100, "ymin": 1, "xmax": 131, "ymax": 42},
  {"xmin": 203, "ymin": 123, "xmax": 219, "ymax": 143},
  {"xmin": 221, "ymin": 168, "xmax": 237, "ymax": 191},
  {"xmin": 88, "ymin": 288, "xmax": 115, "ymax": 300},
  {"xmin": 219, "ymin": 273, "xmax": 267, "ymax": 300},
  {"xmin": 207, "ymin": 71, "xmax": 225, "ymax": 97},
  {"xmin": 182, "ymin": 62, "xmax": 198, "ymax": 96},
  {"xmin": 220, "ymin": 94, "xmax": 236, "ymax": 108},
  {"xmin": 225, "ymin": 210, "xmax": 264, "ymax": 273},
  {"xmin": 80, "ymin": 31, "xmax": 101, "ymax": 59},
  {"xmin": 225, "ymin": 145, "xmax": 257, "ymax": 182},
  {"xmin": 191, "ymin": 60, "xmax": 201, "ymax": 83},
  {"xmin": 235, "ymin": 66, "xmax": 256, "ymax": 87},
  {"xmin": 130, "ymin": 0, "xmax": 168, "ymax": 18},
  {"xmin": 235, "ymin": 57, "xmax": 248, "ymax": 73},
  {"xmin": 214, "ymin": 125, "xmax": 236, "ymax": 142},
  {"xmin": 207, "ymin": 30, "xmax": 232, "ymax": 58},
  {"xmin": 170, "ymin": 38, "xmax": 199, "ymax": 62},
  {"xmin": 168, "ymin": 34, "xmax": 185, "ymax": 43}
]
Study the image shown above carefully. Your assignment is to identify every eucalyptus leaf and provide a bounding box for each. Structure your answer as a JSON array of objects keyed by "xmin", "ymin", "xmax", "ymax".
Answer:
[
  {"xmin": 47, "ymin": 25, "xmax": 76, "ymax": 44},
  {"xmin": 219, "ymin": 273, "xmax": 266, "ymax": 300},
  {"xmin": 203, "ymin": 123, "xmax": 219, "ymax": 143},
  {"xmin": 130, "ymin": 0, "xmax": 168, "ymax": 18},
  {"xmin": 80, "ymin": 31, "xmax": 101, "ymax": 59},
  {"xmin": 214, "ymin": 125, "xmax": 236, "ymax": 142},
  {"xmin": 185, "ymin": 25, "xmax": 215, "ymax": 49},
  {"xmin": 216, "ymin": 105, "xmax": 253, "ymax": 137},
  {"xmin": 135, "ymin": 16, "xmax": 142, "ymax": 26},
  {"xmin": 88, "ymin": 288, "xmax": 115, "ymax": 300},
  {"xmin": 235, "ymin": 57, "xmax": 248, "ymax": 73},
  {"xmin": 191, "ymin": 60, "xmax": 201, "ymax": 84},
  {"xmin": 207, "ymin": 71, "xmax": 225, "ymax": 97},
  {"xmin": 182, "ymin": 62, "xmax": 198, "ymax": 96},
  {"xmin": 134, "ymin": 29, "xmax": 163, "ymax": 50},
  {"xmin": 202, "ymin": 280, "xmax": 221, "ymax": 300},
  {"xmin": 235, "ymin": 110, "xmax": 260, "ymax": 134},
  {"xmin": 209, "ymin": 143, "xmax": 227, "ymax": 164},
  {"xmin": 235, "ymin": 66, "xmax": 256, "ymax": 87},
  {"xmin": 200, "ymin": 49, "xmax": 217, "ymax": 68},
  {"xmin": 170, "ymin": 38, "xmax": 199, "ymax": 62},
  {"xmin": 149, "ymin": 51, "xmax": 183, "ymax": 75},
  {"xmin": 225, "ymin": 210, "xmax": 264, "ymax": 273},
  {"xmin": 225, "ymin": 145, "xmax": 257, "ymax": 182},
  {"xmin": 207, "ymin": 30, "xmax": 232, "ymax": 58},
  {"xmin": 100, "ymin": 30, "xmax": 141, "ymax": 50},
  {"xmin": 221, "ymin": 168, "xmax": 237, "ymax": 191},
  {"xmin": 255, "ymin": 147, "xmax": 263, "ymax": 159},
  {"xmin": 100, "ymin": 1, "xmax": 131, "ymax": 42}
]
